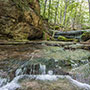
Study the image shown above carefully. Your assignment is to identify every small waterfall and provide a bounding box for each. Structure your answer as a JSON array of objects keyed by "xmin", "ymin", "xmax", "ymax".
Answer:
[
  {"xmin": 39, "ymin": 64, "xmax": 46, "ymax": 74},
  {"xmin": 0, "ymin": 60, "xmax": 90, "ymax": 90},
  {"xmin": 66, "ymin": 76, "xmax": 90, "ymax": 90},
  {"xmin": 0, "ymin": 78, "xmax": 8, "ymax": 87},
  {"xmin": 0, "ymin": 75, "xmax": 60, "ymax": 90},
  {"xmin": 0, "ymin": 75, "xmax": 22, "ymax": 90},
  {"xmin": 15, "ymin": 64, "xmax": 46, "ymax": 76},
  {"xmin": 0, "ymin": 75, "xmax": 90, "ymax": 90},
  {"xmin": 15, "ymin": 68, "xmax": 23, "ymax": 76}
]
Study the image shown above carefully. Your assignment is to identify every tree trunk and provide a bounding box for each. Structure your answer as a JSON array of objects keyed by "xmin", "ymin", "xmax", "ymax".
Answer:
[
  {"xmin": 60, "ymin": 1, "xmax": 63, "ymax": 24},
  {"xmin": 88, "ymin": 0, "xmax": 90, "ymax": 19},
  {"xmin": 54, "ymin": 0, "xmax": 59, "ymax": 24},
  {"xmin": 48, "ymin": 0, "xmax": 51, "ymax": 22},
  {"xmin": 63, "ymin": 0, "xmax": 68, "ymax": 25},
  {"xmin": 43, "ymin": 0, "xmax": 48, "ymax": 18}
]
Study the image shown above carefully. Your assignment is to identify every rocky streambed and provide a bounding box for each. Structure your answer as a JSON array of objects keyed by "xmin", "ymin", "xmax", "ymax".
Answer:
[{"xmin": 0, "ymin": 41, "xmax": 90, "ymax": 90}]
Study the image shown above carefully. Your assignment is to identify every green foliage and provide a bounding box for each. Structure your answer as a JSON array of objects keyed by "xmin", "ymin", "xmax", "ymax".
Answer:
[
  {"xmin": 50, "ymin": 25, "xmax": 60, "ymax": 30},
  {"xmin": 39, "ymin": 0, "xmax": 89, "ymax": 30},
  {"xmin": 82, "ymin": 25, "xmax": 90, "ymax": 29},
  {"xmin": 47, "ymin": 37, "xmax": 50, "ymax": 41}
]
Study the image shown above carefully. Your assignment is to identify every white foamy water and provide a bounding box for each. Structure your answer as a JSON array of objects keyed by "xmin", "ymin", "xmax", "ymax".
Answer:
[
  {"xmin": 15, "ymin": 68, "xmax": 23, "ymax": 76},
  {"xmin": 48, "ymin": 70, "xmax": 53, "ymax": 75},
  {"xmin": 40, "ymin": 64, "xmax": 46, "ymax": 74},
  {"xmin": 0, "ymin": 76, "xmax": 21, "ymax": 90},
  {"xmin": 0, "ymin": 78, "xmax": 8, "ymax": 87},
  {"xmin": 0, "ymin": 75, "xmax": 90, "ymax": 90},
  {"xmin": 66, "ymin": 76, "xmax": 90, "ymax": 90},
  {"xmin": 36, "ymin": 75, "xmax": 62, "ymax": 80}
]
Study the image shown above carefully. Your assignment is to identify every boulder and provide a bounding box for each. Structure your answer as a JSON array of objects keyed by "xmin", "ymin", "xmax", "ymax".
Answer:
[{"xmin": 0, "ymin": 0, "xmax": 43, "ymax": 41}]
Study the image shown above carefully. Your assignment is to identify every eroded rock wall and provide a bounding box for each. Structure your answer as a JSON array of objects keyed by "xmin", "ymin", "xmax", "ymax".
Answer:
[{"xmin": 0, "ymin": 0, "xmax": 43, "ymax": 41}]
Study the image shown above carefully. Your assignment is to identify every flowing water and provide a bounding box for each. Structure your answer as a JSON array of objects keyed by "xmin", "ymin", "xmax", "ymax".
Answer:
[{"xmin": 0, "ymin": 42, "xmax": 90, "ymax": 90}]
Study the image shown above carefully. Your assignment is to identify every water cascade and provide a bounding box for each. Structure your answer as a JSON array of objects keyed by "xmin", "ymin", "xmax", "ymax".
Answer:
[
  {"xmin": 0, "ymin": 75, "xmax": 90, "ymax": 90},
  {"xmin": 0, "ymin": 44, "xmax": 90, "ymax": 90}
]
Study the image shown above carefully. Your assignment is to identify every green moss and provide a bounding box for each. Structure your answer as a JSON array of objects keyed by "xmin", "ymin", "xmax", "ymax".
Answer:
[
  {"xmin": 54, "ymin": 26, "xmax": 60, "ymax": 30},
  {"xmin": 58, "ymin": 36, "xmax": 67, "ymax": 41},
  {"xmin": 82, "ymin": 25, "xmax": 90, "ymax": 29},
  {"xmin": 50, "ymin": 25, "xmax": 60, "ymax": 30},
  {"xmin": 73, "ymin": 39, "xmax": 78, "ymax": 42},
  {"xmin": 81, "ymin": 32, "xmax": 90, "ymax": 41},
  {"xmin": 58, "ymin": 36, "xmax": 78, "ymax": 42},
  {"xmin": 13, "ymin": 0, "xmax": 30, "ymax": 11},
  {"xmin": 51, "ymin": 38, "xmax": 55, "ymax": 41},
  {"xmin": 42, "ymin": 31, "xmax": 45, "ymax": 39},
  {"xmin": 47, "ymin": 37, "xmax": 50, "ymax": 41},
  {"xmin": 43, "ymin": 31, "xmax": 51, "ymax": 40}
]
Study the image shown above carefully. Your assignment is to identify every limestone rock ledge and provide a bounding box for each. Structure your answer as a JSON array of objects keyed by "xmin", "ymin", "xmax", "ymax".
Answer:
[{"xmin": 0, "ymin": 0, "xmax": 43, "ymax": 41}]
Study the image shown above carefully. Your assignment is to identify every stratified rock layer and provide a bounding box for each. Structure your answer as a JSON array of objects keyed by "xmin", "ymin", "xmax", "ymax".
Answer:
[{"xmin": 0, "ymin": 0, "xmax": 43, "ymax": 41}]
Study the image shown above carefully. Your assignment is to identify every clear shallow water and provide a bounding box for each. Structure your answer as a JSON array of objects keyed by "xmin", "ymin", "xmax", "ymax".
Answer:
[
  {"xmin": 0, "ymin": 43, "xmax": 90, "ymax": 90},
  {"xmin": 71, "ymin": 63, "xmax": 90, "ymax": 84},
  {"xmin": 43, "ymin": 46, "xmax": 90, "ymax": 60}
]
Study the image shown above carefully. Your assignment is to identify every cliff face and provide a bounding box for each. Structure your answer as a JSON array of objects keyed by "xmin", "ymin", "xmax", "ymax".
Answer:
[{"xmin": 0, "ymin": 0, "xmax": 43, "ymax": 41}]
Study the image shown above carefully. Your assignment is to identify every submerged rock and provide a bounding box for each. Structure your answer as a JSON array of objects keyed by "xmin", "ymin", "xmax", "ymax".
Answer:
[
  {"xmin": 53, "ymin": 29, "xmax": 90, "ymax": 41},
  {"xmin": 71, "ymin": 63, "xmax": 90, "ymax": 85},
  {"xmin": 0, "ymin": 42, "xmax": 89, "ymax": 90}
]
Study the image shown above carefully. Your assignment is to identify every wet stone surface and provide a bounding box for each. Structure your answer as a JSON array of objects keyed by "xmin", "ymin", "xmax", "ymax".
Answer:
[{"xmin": 0, "ymin": 42, "xmax": 90, "ymax": 90}]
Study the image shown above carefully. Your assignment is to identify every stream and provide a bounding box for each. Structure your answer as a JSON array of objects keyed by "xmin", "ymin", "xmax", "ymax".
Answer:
[{"xmin": 0, "ymin": 41, "xmax": 90, "ymax": 90}]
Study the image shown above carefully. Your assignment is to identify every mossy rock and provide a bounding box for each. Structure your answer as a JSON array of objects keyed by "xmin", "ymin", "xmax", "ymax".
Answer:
[
  {"xmin": 81, "ymin": 32, "xmax": 90, "ymax": 41},
  {"xmin": 47, "ymin": 37, "xmax": 50, "ymax": 41},
  {"xmin": 73, "ymin": 39, "xmax": 78, "ymax": 42},
  {"xmin": 58, "ymin": 36, "xmax": 78, "ymax": 42},
  {"xmin": 0, "ymin": 0, "xmax": 43, "ymax": 41},
  {"xmin": 43, "ymin": 31, "xmax": 50, "ymax": 40},
  {"xmin": 58, "ymin": 36, "xmax": 67, "ymax": 41}
]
